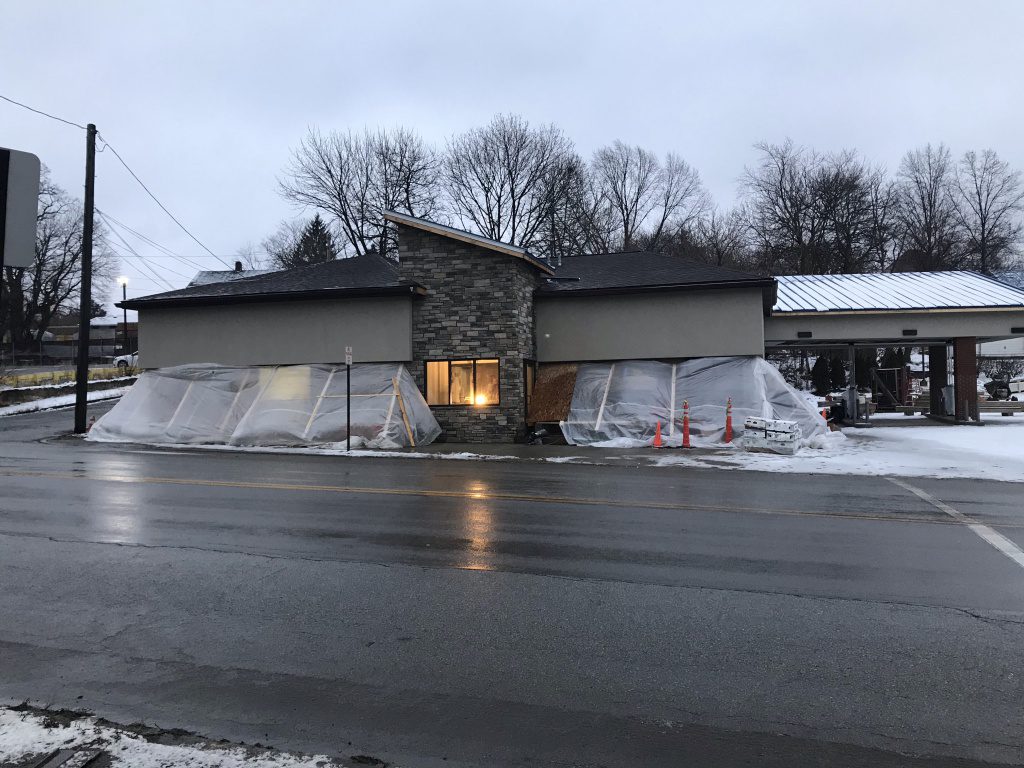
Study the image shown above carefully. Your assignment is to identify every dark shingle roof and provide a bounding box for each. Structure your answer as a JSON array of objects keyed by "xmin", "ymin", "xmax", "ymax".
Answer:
[
  {"xmin": 121, "ymin": 254, "xmax": 420, "ymax": 309},
  {"xmin": 537, "ymin": 251, "xmax": 774, "ymax": 295}
]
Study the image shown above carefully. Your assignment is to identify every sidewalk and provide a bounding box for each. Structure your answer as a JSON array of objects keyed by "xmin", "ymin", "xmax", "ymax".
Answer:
[{"xmin": 150, "ymin": 420, "xmax": 1024, "ymax": 483}]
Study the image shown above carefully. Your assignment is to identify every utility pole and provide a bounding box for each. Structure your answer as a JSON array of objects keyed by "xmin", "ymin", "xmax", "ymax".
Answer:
[{"xmin": 73, "ymin": 124, "xmax": 96, "ymax": 433}]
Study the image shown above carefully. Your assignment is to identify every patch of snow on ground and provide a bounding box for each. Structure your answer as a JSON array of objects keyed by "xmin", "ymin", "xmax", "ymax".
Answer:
[
  {"xmin": 156, "ymin": 443, "xmax": 508, "ymax": 462},
  {"xmin": 587, "ymin": 437, "xmax": 649, "ymax": 448},
  {"xmin": 653, "ymin": 420, "xmax": 1024, "ymax": 482},
  {"xmin": 0, "ymin": 707, "xmax": 342, "ymax": 767},
  {"xmin": 0, "ymin": 387, "xmax": 130, "ymax": 418}
]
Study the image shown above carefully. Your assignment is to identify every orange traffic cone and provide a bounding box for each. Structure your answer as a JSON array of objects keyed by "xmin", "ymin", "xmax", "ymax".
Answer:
[
  {"xmin": 724, "ymin": 397, "xmax": 733, "ymax": 443},
  {"xmin": 821, "ymin": 408, "xmax": 828, "ymax": 421},
  {"xmin": 682, "ymin": 400, "xmax": 691, "ymax": 448},
  {"xmin": 653, "ymin": 420, "xmax": 663, "ymax": 448}
]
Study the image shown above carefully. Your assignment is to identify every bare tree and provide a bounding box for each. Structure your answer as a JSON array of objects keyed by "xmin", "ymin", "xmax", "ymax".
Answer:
[
  {"xmin": 232, "ymin": 243, "xmax": 265, "ymax": 270},
  {"xmin": 280, "ymin": 127, "xmax": 441, "ymax": 258},
  {"xmin": 894, "ymin": 143, "xmax": 962, "ymax": 270},
  {"xmin": 589, "ymin": 141, "xmax": 708, "ymax": 251},
  {"xmin": 695, "ymin": 208, "xmax": 749, "ymax": 267},
  {"xmin": 2, "ymin": 168, "xmax": 115, "ymax": 350},
  {"xmin": 443, "ymin": 114, "xmax": 576, "ymax": 249},
  {"xmin": 953, "ymin": 149, "xmax": 1024, "ymax": 274},
  {"xmin": 865, "ymin": 173, "xmax": 898, "ymax": 272},
  {"xmin": 260, "ymin": 219, "xmax": 305, "ymax": 268},
  {"xmin": 740, "ymin": 140, "xmax": 825, "ymax": 274},
  {"xmin": 743, "ymin": 141, "xmax": 901, "ymax": 275}
]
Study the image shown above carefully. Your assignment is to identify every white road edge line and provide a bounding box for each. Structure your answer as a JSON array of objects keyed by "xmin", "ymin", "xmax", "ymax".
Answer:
[{"xmin": 888, "ymin": 477, "xmax": 1024, "ymax": 569}]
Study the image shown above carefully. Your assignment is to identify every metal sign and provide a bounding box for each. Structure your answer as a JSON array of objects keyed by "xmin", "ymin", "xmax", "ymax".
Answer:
[
  {"xmin": 345, "ymin": 345, "xmax": 353, "ymax": 366},
  {"xmin": 0, "ymin": 146, "xmax": 41, "ymax": 269}
]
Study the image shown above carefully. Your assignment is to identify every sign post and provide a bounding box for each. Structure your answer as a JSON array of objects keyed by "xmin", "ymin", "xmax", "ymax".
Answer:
[{"xmin": 345, "ymin": 346, "xmax": 353, "ymax": 451}]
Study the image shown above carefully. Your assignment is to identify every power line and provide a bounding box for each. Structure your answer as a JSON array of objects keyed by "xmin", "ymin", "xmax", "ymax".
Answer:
[
  {"xmin": 96, "ymin": 131, "xmax": 232, "ymax": 269},
  {"xmin": 104, "ymin": 238, "xmax": 177, "ymax": 289},
  {"xmin": 97, "ymin": 212, "xmax": 183, "ymax": 286},
  {"xmin": 97, "ymin": 209, "xmax": 211, "ymax": 272},
  {"xmin": 0, "ymin": 93, "xmax": 87, "ymax": 130},
  {"xmin": 105, "ymin": 246, "xmax": 192, "ymax": 280},
  {"xmin": 1, "ymin": 92, "xmax": 233, "ymax": 271},
  {"xmin": 99, "ymin": 218, "xmax": 177, "ymax": 290}
]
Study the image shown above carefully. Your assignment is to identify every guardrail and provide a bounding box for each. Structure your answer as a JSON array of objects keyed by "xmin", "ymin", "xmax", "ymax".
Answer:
[
  {"xmin": 0, "ymin": 367, "xmax": 130, "ymax": 389},
  {"xmin": 977, "ymin": 401, "xmax": 1024, "ymax": 416}
]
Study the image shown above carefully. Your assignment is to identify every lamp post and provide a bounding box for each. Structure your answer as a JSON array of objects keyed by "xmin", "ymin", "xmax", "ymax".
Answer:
[{"xmin": 117, "ymin": 276, "xmax": 129, "ymax": 355}]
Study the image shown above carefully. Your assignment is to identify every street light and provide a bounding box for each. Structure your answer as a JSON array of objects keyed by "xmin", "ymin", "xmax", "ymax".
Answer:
[{"xmin": 117, "ymin": 276, "xmax": 129, "ymax": 354}]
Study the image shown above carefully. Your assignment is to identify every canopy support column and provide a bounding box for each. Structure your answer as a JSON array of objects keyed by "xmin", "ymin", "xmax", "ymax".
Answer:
[{"xmin": 953, "ymin": 336, "xmax": 979, "ymax": 423}]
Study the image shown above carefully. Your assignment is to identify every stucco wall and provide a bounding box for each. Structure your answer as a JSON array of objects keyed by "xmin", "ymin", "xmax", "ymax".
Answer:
[
  {"xmin": 137, "ymin": 297, "xmax": 412, "ymax": 368},
  {"xmin": 765, "ymin": 310, "xmax": 1024, "ymax": 344},
  {"xmin": 535, "ymin": 288, "xmax": 766, "ymax": 362},
  {"xmin": 397, "ymin": 225, "xmax": 541, "ymax": 442}
]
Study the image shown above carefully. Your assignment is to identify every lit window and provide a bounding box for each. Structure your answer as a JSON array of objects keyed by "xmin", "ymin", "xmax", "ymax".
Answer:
[{"xmin": 425, "ymin": 360, "xmax": 500, "ymax": 406}]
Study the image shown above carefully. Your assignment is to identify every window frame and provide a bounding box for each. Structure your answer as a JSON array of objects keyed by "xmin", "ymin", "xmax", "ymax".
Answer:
[
  {"xmin": 523, "ymin": 359, "xmax": 537, "ymax": 414},
  {"xmin": 424, "ymin": 358, "xmax": 501, "ymax": 407}
]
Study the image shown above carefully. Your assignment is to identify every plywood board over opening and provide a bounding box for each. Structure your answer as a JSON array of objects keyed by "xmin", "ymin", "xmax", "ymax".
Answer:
[{"xmin": 527, "ymin": 363, "xmax": 578, "ymax": 424}]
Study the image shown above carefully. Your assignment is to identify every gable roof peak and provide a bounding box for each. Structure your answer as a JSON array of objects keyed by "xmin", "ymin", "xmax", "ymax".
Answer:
[{"xmin": 383, "ymin": 210, "xmax": 555, "ymax": 275}]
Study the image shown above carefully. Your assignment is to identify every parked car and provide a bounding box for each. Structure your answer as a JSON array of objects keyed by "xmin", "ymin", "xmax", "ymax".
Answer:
[
  {"xmin": 984, "ymin": 380, "xmax": 1012, "ymax": 401},
  {"xmin": 113, "ymin": 352, "xmax": 138, "ymax": 372}
]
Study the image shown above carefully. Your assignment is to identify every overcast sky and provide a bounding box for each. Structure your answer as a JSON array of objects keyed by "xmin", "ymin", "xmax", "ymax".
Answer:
[{"xmin": 3, "ymin": 0, "xmax": 1023, "ymax": 317}]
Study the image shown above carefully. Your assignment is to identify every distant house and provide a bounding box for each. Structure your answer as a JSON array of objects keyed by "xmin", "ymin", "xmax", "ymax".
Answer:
[
  {"xmin": 980, "ymin": 270, "xmax": 1024, "ymax": 359},
  {"xmin": 121, "ymin": 212, "xmax": 1024, "ymax": 438},
  {"xmin": 187, "ymin": 261, "xmax": 274, "ymax": 287}
]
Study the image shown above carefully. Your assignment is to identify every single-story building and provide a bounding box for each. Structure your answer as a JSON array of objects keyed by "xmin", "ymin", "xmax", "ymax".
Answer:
[{"xmin": 119, "ymin": 212, "xmax": 1024, "ymax": 441}]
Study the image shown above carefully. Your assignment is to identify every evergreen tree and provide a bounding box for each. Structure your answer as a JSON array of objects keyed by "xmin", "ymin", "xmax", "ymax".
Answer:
[
  {"xmin": 278, "ymin": 214, "xmax": 337, "ymax": 269},
  {"xmin": 830, "ymin": 355, "xmax": 850, "ymax": 392},
  {"xmin": 810, "ymin": 355, "xmax": 833, "ymax": 395},
  {"xmin": 879, "ymin": 346, "xmax": 909, "ymax": 369}
]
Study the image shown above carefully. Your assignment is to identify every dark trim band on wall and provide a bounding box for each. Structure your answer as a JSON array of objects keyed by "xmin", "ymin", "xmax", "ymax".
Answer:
[
  {"xmin": 119, "ymin": 284, "xmax": 422, "ymax": 310},
  {"xmin": 0, "ymin": 149, "xmax": 10, "ymax": 268}
]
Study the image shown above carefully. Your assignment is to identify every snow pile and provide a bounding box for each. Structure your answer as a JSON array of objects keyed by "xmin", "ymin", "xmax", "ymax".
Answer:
[
  {"xmin": 0, "ymin": 387, "xmax": 130, "ymax": 418},
  {"xmin": 653, "ymin": 419, "xmax": 1024, "ymax": 482},
  {"xmin": 561, "ymin": 357, "xmax": 827, "ymax": 447},
  {"xmin": 88, "ymin": 363, "xmax": 440, "ymax": 449},
  {"xmin": 0, "ymin": 707, "xmax": 342, "ymax": 767}
]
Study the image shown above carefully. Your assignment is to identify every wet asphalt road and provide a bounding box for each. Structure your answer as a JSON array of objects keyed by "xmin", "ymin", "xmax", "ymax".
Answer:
[{"xmin": 1, "ymin": 404, "xmax": 1024, "ymax": 767}]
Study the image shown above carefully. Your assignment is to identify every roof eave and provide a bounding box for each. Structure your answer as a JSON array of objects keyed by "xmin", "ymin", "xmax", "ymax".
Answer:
[
  {"xmin": 120, "ymin": 284, "xmax": 423, "ymax": 310},
  {"xmin": 535, "ymin": 278, "xmax": 776, "ymax": 298},
  {"xmin": 772, "ymin": 305, "xmax": 1024, "ymax": 316}
]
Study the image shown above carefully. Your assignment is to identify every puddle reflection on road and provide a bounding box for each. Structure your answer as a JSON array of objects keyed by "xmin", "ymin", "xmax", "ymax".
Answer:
[
  {"xmin": 462, "ymin": 480, "xmax": 495, "ymax": 571},
  {"xmin": 93, "ymin": 480, "xmax": 143, "ymax": 543}
]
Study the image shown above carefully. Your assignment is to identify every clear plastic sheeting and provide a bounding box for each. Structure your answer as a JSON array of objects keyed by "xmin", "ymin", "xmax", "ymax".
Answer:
[
  {"xmin": 87, "ymin": 363, "xmax": 441, "ymax": 449},
  {"xmin": 560, "ymin": 357, "xmax": 826, "ymax": 447}
]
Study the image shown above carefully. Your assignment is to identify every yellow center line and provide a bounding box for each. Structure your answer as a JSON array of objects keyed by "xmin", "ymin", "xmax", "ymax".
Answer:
[{"xmin": 0, "ymin": 467, "xmax": 994, "ymax": 527}]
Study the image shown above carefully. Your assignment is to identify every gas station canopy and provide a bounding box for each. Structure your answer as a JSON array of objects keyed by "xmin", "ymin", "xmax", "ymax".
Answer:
[
  {"xmin": 764, "ymin": 271, "xmax": 1024, "ymax": 423},
  {"xmin": 765, "ymin": 272, "xmax": 1024, "ymax": 347}
]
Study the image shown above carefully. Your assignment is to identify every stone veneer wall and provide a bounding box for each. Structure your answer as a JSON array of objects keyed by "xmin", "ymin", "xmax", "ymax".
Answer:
[{"xmin": 396, "ymin": 225, "xmax": 541, "ymax": 442}]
